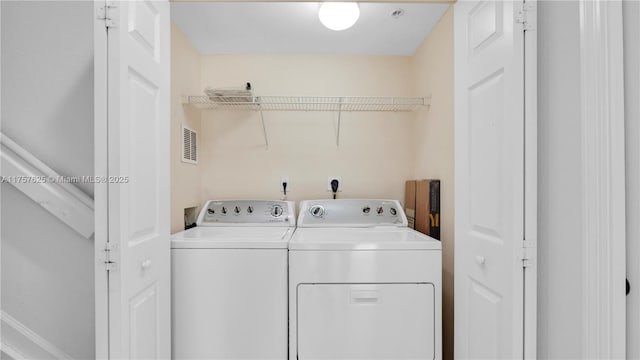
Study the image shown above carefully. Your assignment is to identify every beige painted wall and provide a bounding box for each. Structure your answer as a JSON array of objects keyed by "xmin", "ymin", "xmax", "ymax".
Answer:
[
  {"xmin": 171, "ymin": 23, "xmax": 202, "ymax": 233},
  {"xmin": 198, "ymin": 54, "xmax": 416, "ymax": 204},
  {"xmin": 410, "ymin": 6, "xmax": 454, "ymax": 360}
]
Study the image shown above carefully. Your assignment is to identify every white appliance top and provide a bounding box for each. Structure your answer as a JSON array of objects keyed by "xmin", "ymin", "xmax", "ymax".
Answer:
[
  {"xmin": 292, "ymin": 199, "xmax": 440, "ymax": 251},
  {"xmin": 196, "ymin": 200, "xmax": 295, "ymax": 227},
  {"xmin": 297, "ymin": 199, "xmax": 408, "ymax": 227},
  {"xmin": 289, "ymin": 227, "xmax": 441, "ymax": 250},
  {"xmin": 171, "ymin": 226, "xmax": 294, "ymax": 249},
  {"xmin": 172, "ymin": 200, "xmax": 295, "ymax": 249}
]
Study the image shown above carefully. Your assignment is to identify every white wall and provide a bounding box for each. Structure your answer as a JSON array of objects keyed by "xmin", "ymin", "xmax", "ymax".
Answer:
[
  {"xmin": 1, "ymin": 2, "xmax": 94, "ymax": 196},
  {"xmin": 537, "ymin": 1, "xmax": 584, "ymax": 358},
  {"xmin": 1, "ymin": 2, "xmax": 95, "ymax": 359},
  {"xmin": 198, "ymin": 54, "xmax": 415, "ymax": 204}
]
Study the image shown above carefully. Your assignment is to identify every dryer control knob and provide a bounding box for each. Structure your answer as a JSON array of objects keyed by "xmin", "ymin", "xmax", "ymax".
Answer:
[
  {"xmin": 247, "ymin": 206, "xmax": 254, "ymax": 214},
  {"xmin": 207, "ymin": 209, "xmax": 215, "ymax": 215},
  {"xmin": 310, "ymin": 205, "xmax": 325, "ymax": 217},
  {"xmin": 363, "ymin": 206, "xmax": 371, "ymax": 214},
  {"xmin": 390, "ymin": 207, "xmax": 397, "ymax": 216},
  {"xmin": 234, "ymin": 206, "xmax": 241, "ymax": 214},
  {"xmin": 376, "ymin": 206, "xmax": 384, "ymax": 215},
  {"xmin": 221, "ymin": 207, "xmax": 227, "ymax": 215},
  {"xmin": 271, "ymin": 205, "xmax": 283, "ymax": 217}
]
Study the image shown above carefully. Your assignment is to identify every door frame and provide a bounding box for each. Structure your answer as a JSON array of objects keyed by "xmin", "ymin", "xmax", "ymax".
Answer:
[
  {"xmin": 94, "ymin": 0, "xmax": 109, "ymax": 357},
  {"xmin": 624, "ymin": 1, "xmax": 640, "ymax": 358},
  {"xmin": 523, "ymin": 1, "xmax": 537, "ymax": 358},
  {"xmin": 578, "ymin": 1, "xmax": 626, "ymax": 358}
]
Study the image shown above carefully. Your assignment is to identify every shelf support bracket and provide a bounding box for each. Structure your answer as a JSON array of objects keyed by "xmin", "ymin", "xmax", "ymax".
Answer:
[
  {"xmin": 336, "ymin": 99, "xmax": 343, "ymax": 147},
  {"xmin": 259, "ymin": 107, "xmax": 269, "ymax": 150}
]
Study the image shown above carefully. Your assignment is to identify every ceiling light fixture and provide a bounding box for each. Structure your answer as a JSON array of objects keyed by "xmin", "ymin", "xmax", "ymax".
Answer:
[{"xmin": 318, "ymin": 2, "xmax": 360, "ymax": 31}]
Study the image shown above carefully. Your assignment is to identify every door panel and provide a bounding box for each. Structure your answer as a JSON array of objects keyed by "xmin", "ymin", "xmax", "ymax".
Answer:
[
  {"xmin": 95, "ymin": 1, "xmax": 170, "ymax": 358},
  {"xmin": 454, "ymin": 1, "xmax": 530, "ymax": 358},
  {"xmin": 468, "ymin": 1, "xmax": 503, "ymax": 56},
  {"xmin": 130, "ymin": 284, "xmax": 159, "ymax": 359},
  {"xmin": 467, "ymin": 279, "xmax": 501, "ymax": 358},
  {"xmin": 129, "ymin": 1, "xmax": 160, "ymax": 57}
]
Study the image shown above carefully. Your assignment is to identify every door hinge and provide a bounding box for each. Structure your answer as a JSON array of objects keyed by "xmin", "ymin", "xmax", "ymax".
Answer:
[
  {"xmin": 518, "ymin": 240, "xmax": 535, "ymax": 268},
  {"xmin": 516, "ymin": 2, "xmax": 536, "ymax": 32},
  {"xmin": 96, "ymin": 2, "xmax": 118, "ymax": 28},
  {"xmin": 103, "ymin": 242, "xmax": 118, "ymax": 272}
]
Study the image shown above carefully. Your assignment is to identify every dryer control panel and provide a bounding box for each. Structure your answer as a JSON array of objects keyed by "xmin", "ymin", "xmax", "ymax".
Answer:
[
  {"xmin": 297, "ymin": 199, "xmax": 407, "ymax": 228},
  {"xmin": 196, "ymin": 200, "xmax": 295, "ymax": 226}
]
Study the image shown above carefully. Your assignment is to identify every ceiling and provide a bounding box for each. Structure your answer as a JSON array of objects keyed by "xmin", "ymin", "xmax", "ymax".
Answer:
[{"xmin": 170, "ymin": 2, "xmax": 450, "ymax": 56}]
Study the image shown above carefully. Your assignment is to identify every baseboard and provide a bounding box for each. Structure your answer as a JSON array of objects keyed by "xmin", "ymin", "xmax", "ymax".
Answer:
[{"xmin": 1, "ymin": 311, "xmax": 73, "ymax": 360}]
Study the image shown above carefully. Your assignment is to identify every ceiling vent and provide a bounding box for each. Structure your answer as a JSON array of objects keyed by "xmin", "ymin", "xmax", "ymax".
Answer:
[{"xmin": 182, "ymin": 125, "xmax": 197, "ymax": 164}]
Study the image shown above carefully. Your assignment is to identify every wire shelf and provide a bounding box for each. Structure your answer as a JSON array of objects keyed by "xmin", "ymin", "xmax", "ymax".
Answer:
[{"xmin": 186, "ymin": 95, "xmax": 429, "ymax": 112}]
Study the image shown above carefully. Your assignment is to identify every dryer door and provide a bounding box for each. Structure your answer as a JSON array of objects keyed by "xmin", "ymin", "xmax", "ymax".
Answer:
[{"xmin": 297, "ymin": 283, "xmax": 435, "ymax": 359}]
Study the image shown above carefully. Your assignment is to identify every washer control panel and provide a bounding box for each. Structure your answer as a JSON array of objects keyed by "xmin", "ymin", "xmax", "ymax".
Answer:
[
  {"xmin": 197, "ymin": 200, "xmax": 295, "ymax": 226},
  {"xmin": 298, "ymin": 199, "xmax": 407, "ymax": 227}
]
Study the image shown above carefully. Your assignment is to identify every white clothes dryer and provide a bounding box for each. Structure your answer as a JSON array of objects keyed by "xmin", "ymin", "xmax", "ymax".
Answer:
[
  {"xmin": 289, "ymin": 199, "xmax": 442, "ymax": 360},
  {"xmin": 172, "ymin": 200, "xmax": 295, "ymax": 360}
]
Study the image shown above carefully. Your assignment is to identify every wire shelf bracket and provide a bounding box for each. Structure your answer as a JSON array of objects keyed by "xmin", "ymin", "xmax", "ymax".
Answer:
[{"xmin": 258, "ymin": 105, "xmax": 269, "ymax": 150}]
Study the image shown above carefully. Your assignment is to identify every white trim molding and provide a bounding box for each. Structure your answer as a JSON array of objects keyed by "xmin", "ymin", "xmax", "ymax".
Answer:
[
  {"xmin": 579, "ymin": 1, "xmax": 626, "ymax": 358},
  {"xmin": 0, "ymin": 133, "xmax": 94, "ymax": 238},
  {"xmin": 523, "ymin": 1, "xmax": 538, "ymax": 359},
  {"xmin": 0, "ymin": 311, "xmax": 73, "ymax": 360}
]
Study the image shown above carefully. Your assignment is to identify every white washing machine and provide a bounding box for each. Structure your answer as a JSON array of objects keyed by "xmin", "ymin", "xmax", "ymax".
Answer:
[
  {"xmin": 171, "ymin": 200, "xmax": 295, "ymax": 360},
  {"xmin": 289, "ymin": 199, "xmax": 442, "ymax": 360}
]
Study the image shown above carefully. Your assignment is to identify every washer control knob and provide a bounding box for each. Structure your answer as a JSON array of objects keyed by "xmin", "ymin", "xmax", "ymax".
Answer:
[
  {"xmin": 221, "ymin": 207, "xmax": 227, "ymax": 215},
  {"xmin": 234, "ymin": 206, "xmax": 241, "ymax": 214},
  {"xmin": 247, "ymin": 206, "xmax": 254, "ymax": 214},
  {"xmin": 310, "ymin": 205, "xmax": 325, "ymax": 217},
  {"xmin": 207, "ymin": 209, "xmax": 215, "ymax": 215},
  {"xmin": 390, "ymin": 207, "xmax": 397, "ymax": 216},
  {"xmin": 271, "ymin": 205, "xmax": 283, "ymax": 217},
  {"xmin": 376, "ymin": 206, "xmax": 384, "ymax": 215},
  {"xmin": 363, "ymin": 206, "xmax": 371, "ymax": 214}
]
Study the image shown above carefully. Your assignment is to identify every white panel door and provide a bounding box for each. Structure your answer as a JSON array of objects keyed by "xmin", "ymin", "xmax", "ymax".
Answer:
[
  {"xmin": 454, "ymin": 1, "xmax": 535, "ymax": 358},
  {"xmin": 94, "ymin": 1, "xmax": 171, "ymax": 359}
]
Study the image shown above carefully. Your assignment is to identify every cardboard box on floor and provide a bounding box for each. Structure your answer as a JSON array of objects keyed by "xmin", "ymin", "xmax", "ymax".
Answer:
[{"xmin": 405, "ymin": 179, "xmax": 440, "ymax": 240}]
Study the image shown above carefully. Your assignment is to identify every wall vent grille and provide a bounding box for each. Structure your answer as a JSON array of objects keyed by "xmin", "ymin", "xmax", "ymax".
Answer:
[{"xmin": 182, "ymin": 126, "xmax": 197, "ymax": 164}]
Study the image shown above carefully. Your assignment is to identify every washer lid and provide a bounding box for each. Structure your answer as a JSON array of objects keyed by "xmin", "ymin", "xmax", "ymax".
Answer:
[
  {"xmin": 171, "ymin": 226, "xmax": 293, "ymax": 249},
  {"xmin": 288, "ymin": 227, "xmax": 441, "ymax": 250}
]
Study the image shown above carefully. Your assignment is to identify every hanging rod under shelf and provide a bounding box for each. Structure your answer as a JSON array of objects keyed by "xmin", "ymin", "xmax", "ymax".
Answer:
[{"xmin": 185, "ymin": 95, "xmax": 430, "ymax": 112}]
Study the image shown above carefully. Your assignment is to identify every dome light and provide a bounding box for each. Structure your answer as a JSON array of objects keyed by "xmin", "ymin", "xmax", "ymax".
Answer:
[{"xmin": 318, "ymin": 2, "xmax": 360, "ymax": 31}]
